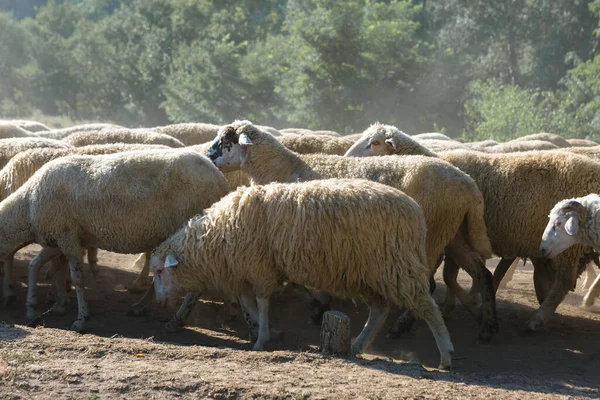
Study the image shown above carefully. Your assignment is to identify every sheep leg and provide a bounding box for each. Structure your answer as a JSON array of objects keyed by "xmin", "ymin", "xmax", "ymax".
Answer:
[
  {"xmin": 2, "ymin": 247, "xmax": 21, "ymax": 306},
  {"xmin": 25, "ymin": 247, "xmax": 63, "ymax": 323},
  {"xmin": 497, "ymin": 258, "xmax": 519, "ymax": 290},
  {"xmin": 493, "ymin": 257, "xmax": 518, "ymax": 292},
  {"xmin": 441, "ymin": 257, "xmax": 459, "ymax": 318},
  {"xmin": 351, "ymin": 299, "xmax": 389, "ymax": 355},
  {"xmin": 50, "ymin": 255, "xmax": 70, "ymax": 315},
  {"xmin": 441, "ymin": 256, "xmax": 483, "ymax": 322},
  {"xmin": 532, "ymin": 258, "xmax": 554, "ymax": 305},
  {"xmin": 411, "ymin": 291, "xmax": 454, "ymax": 370},
  {"xmin": 86, "ymin": 247, "xmax": 100, "ymax": 282},
  {"xmin": 238, "ymin": 292, "xmax": 260, "ymax": 341},
  {"xmin": 582, "ymin": 272, "xmax": 600, "ymax": 309},
  {"xmin": 128, "ymin": 279, "xmax": 155, "ymax": 316},
  {"xmin": 527, "ymin": 274, "xmax": 571, "ymax": 331},
  {"xmin": 446, "ymin": 244, "xmax": 498, "ymax": 343},
  {"xmin": 582, "ymin": 263, "xmax": 597, "ymax": 290},
  {"xmin": 253, "ymin": 296, "xmax": 270, "ymax": 351},
  {"xmin": 67, "ymin": 255, "xmax": 90, "ymax": 332},
  {"xmin": 165, "ymin": 291, "xmax": 201, "ymax": 332},
  {"xmin": 129, "ymin": 253, "xmax": 150, "ymax": 293}
]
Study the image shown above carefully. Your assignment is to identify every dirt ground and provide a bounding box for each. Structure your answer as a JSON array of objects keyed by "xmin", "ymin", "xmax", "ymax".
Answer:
[{"xmin": 0, "ymin": 245, "xmax": 599, "ymax": 399}]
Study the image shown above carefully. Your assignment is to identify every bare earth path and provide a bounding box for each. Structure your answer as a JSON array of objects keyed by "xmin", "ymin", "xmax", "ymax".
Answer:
[{"xmin": 1, "ymin": 246, "xmax": 599, "ymax": 399}]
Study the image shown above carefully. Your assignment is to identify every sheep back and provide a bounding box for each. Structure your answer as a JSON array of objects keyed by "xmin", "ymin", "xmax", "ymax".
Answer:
[{"xmin": 278, "ymin": 135, "xmax": 354, "ymax": 155}]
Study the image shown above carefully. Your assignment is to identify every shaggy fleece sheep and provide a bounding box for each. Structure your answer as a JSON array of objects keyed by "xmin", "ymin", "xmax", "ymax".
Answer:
[
  {"xmin": 64, "ymin": 128, "xmax": 184, "ymax": 148},
  {"xmin": 0, "ymin": 137, "xmax": 71, "ymax": 169},
  {"xmin": 0, "ymin": 123, "xmax": 38, "ymax": 139},
  {"xmin": 278, "ymin": 135, "xmax": 354, "ymax": 155},
  {"xmin": 345, "ymin": 123, "xmax": 600, "ymax": 330},
  {"xmin": 206, "ymin": 121, "xmax": 497, "ymax": 343},
  {"xmin": 567, "ymin": 139, "xmax": 598, "ymax": 147},
  {"xmin": 0, "ymin": 149, "xmax": 229, "ymax": 331},
  {"xmin": 151, "ymin": 179, "xmax": 454, "ymax": 369},
  {"xmin": 485, "ymin": 140, "xmax": 558, "ymax": 153}
]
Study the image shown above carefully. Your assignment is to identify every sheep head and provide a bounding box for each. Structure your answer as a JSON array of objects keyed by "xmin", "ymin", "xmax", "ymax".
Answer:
[
  {"xmin": 540, "ymin": 199, "xmax": 588, "ymax": 258},
  {"xmin": 150, "ymin": 251, "xmax": 179, "ymax": 307},
  {"xmin": 345, "ymin": 123, "xmax": 399, "ymax": 157},
  {"xmin": 207, "ymin": 123, "xmax": 247, "ymax": 172}
]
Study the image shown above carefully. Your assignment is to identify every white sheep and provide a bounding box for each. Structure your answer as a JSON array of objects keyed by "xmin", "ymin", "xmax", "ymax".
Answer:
[
  {"xmin": 0, "ymin": 143, "xmax": 172, "ymax": 304},
  {"xmin": 0, "ymin": 137, "xmax": 72, "ymax": 170},
  {"xmin": 35, "ymin": 123, "xmax": 121, "ymax": 140},
  {"xmin": 5, "ymin": 120, "xmax": 51, "ymax": 132},
  {"xmin": 278, "ymin": 135, "xmax": 354, "ymax": 155},
  {"xmin": 151, "ymin": 179, "xmax": 454, "ymax": 369},
  {"xmin": 540, "ymin": 194, "xmax": 600, "ymax": 308},
  {"xmin": 64, "ymin": 128, "xmax": 185, "ymax": 148},
  {"xmin": 206, "ymin": 121, "xmax": 497, "ymax": 343},
  {"xmin": 344, "ymin": 123, "xmax": 600, "ymax": 331},
  {"xmin": 412, "ymin": 132, "xmax": 453, "ymax": 141},
  {"xmin": 0, "ymin": 122, "xmax": 39, "ymax": 139},
  {"xmin": 0, "ymin": 149, "xmax": 229, "ymax": 331}
]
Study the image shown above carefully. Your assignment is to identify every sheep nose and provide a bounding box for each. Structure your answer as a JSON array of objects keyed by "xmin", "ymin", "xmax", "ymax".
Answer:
[{"xmin": 540, "ymin": 246, "xmax": 549, "ymax": 257}]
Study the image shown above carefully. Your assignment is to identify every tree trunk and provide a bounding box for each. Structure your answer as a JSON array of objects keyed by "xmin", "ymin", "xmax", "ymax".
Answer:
[{"xmin": 320, "ymin": 310, "xmax": 351, "ymax": 356}]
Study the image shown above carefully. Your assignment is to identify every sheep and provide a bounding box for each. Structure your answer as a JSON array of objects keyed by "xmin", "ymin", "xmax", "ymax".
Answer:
[
  {"xmin": 0, "ymin": 143, "xmax": 173, "ymax": 303},
  {"xmin": 0, "ymin": 149, "xmax": 229, "ymax": 331},
  {"xmin": 279, "ymin": 128, "xmax": 312, "ymax": 135},
  {"xmin": 151, "ymin": 179, "xmax": 454, "ymax": 369},
  {"xmin": 35, "ymin": 124, "xmax": 121, "ymax": 140},
  {"xmin": 345, "ymin": 123, "xmax": 600, "ymax": 331},
  {"xmin": 561, "ymin": 146, "xmax": 600, "ymax": 159},
  {"xmin": 6, "ymin": 120, "xmax": 51, "ymax": 132},
  {"xmin": 206, "ymin": 121, "xmax": 497, "ymax": 343},
  {"xmin": 509, "ymin": 133, "xmax": 571, "ymax": 148},
  {"xmin": 416, "ymin": 139, "xmax": 473, "ymax": 153},
  {"xmin": 311, "ymin": 130, "xmax": 342, "ymax": 137},
  {"xmin": 567, "ymin": 139, "xmax": 598, "ymax": 147},
  {"xmin": 484, "ymin": 140, "xmax": 559, "ymax": 153},
  {"xmin": 277, "ymin": 135, "xmax": 354, "ymax": 155},
  {"xmin": 463, "ymin": 140, "xmax": 500, "ymax": 150},
  {"xmin": 343, "ymin": 133, "xmax": 363, "ymax": 142},
  {"xmin": 64, "ymin": 128, "xmax": 185, "ymax": 148},
  {"xmin": 0, "ymin": 122, "xmax": 38, "ymax": 139},
  {"xmin": 154, "ymin": 123, "xmax": 222, "ymax": 146},
  {"xmin": 539, "ymin": 194, "xmax": 600, "ymax": 309},
  {"xmin": 256, "ymin": 125, "xmax": 282, "ymax": 137},
  {"xmin": 412, "ymin": 132, "xmax": 453, "ymax": 141},
  {"xmin": 0, "ymin": 137, "xmax": 71, "ymax": 170}
]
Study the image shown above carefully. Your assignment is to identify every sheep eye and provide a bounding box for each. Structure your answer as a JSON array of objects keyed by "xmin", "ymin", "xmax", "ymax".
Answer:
[{"xmin": 371, "ymin": 140, "xmax": 380, "ymax": 146}]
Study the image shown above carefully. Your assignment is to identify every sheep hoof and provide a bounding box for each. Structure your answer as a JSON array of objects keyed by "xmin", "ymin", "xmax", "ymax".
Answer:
[
  {"xmin": 252, "ymin": 342, "xmax": 265, "ymax": 351},
  {"xmin": 438, "ymin": 362, "xmax": 452, "ymax": 371},
  {"xmin": 71, "ymin": 318, "xmax": 87, "ymax": 333},
  {"xmin": 526, "ymin": 318, "xmax": 542, "ymax": 332},
  {"xmin": 164, "ymin": 319, "xmax": 184, "ymax": 333},
  {"xmin": 2, "ymin": 294, "xmax": 16, "ymax": 307},
  {"xmin": 128, "ymin": 279, "xmax": 148, "ymax": 294},
  {"xmin": 127, "ymin": 302, "xmax": 148, "ymax": 317}
]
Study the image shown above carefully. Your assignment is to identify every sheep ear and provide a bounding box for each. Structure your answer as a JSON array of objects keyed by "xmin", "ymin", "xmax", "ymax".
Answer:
[
  {"xmin": 239, "ymin": 134, "xmax": 254, "ymax": 146},
  {"xmin": 385, "ymin": 137, "xmax": 398, "ymax": 150},
  {"xmin": 565, "ymin": 216, "xmax": 579, "ymax": 235},
  {"xmin": 561, "ymin": 200, "xmax": 587, "ymax": 220},
  {"xmin": 164, "ymin": 254, "xmax": 179, "ymax": 269}
]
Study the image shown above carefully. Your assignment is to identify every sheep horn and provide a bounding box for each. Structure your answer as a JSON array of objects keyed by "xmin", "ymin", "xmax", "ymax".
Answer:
[{"xmin": 561, "ymin": 200, "xmax": 587, "ymax": 219}]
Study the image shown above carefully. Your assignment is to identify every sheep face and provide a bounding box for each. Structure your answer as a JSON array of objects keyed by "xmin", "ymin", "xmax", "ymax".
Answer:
[
  {"xmin": 150, "ymin": 252, "xmax": 179, "ymax": 306},
  {"xmin": 206, "ymin": 126, "xmax": 245, "ymax": 172},
  {"xmin": 344, "ymin": 124, "xmax": 395, "ymax": 157},
  {"xmin": 540, "ymin": 200, "xmax": 586, "ymax": 258}
]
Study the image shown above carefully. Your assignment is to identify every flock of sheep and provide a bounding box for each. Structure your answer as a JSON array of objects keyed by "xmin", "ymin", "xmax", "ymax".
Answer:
[{"xmin": 0, "ymin": 118, "xmax": 599, "ymax": 370}]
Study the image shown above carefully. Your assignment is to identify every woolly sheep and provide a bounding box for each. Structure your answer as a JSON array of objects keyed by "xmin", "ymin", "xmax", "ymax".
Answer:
[
  {"xmin": 567, "ymin": 139, "xmax": 598, "ymax": 147},
  {"xmin": 540, "ymin": 194, "xmax": 600, "ymax": 308},
  {"xmin": 151, "ymin": 179, "xmax": 454, "ymax": 369},
  {"xmin": 206, "ymin": 121, "xmax": 497, "ymax": 342},
  {"xmin": 509, "ymin": 133, "xmax": 571, "ymax": 148},
  {"xmin": 463, "ymin": 140, "xmax": 500, "ymax": 150},
  {"xmin": 6, "ymin": 120, "xmax": 51, "ymax": 132},
  {"xmin": 64, "ymin": 128, "xmax": 185, "ymax": 148},
  {"xmin": 154, "ymin": 123, "xmax": 221, "ymax": 146},
  {"xmin": 0, "ymin": 137, "xmax": 71, "ymax": 169},
  {"xmin": 343, "ymin": 133, "xmax": 363, "ymax": 141},
  {"xmin": 561, "ymin": 146, "xmax": 600, "ymax": 159},
  {"xmin": 412, "ymin": 132, "xmax": 453, "ymax": 141},
  {"xmin": 0, "ymin": 122, "xmax": 38, "ymax": 139},
  {"xmin": 417, "ymin": 139, "xmax": 473, "ymax": 153},
  {"xmin": 485, "ymin": 140, "xmax": 559, "ymax": 153},
  {"xmin": 0, "ymin": 143, "xmax": 172, "ymax": 302},
  {"xmin": 278, "ymin": 135, "xmax": 354, "ymax": 155},
  {"xmin": 345, "ymin": 123, "xmax": 600, "ymax": 330},
  {"xmin": 35, "ymin": 123, "xmax": 121, "ymax": 140},
  {"xmin": 0, "ymin": 149, "xmax": 229, "ymax": 331}
]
